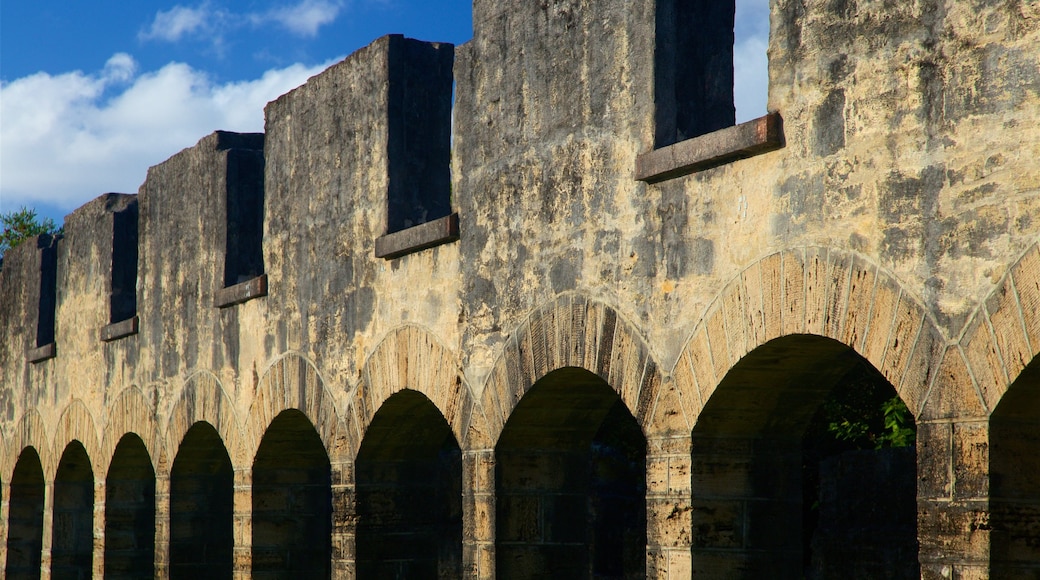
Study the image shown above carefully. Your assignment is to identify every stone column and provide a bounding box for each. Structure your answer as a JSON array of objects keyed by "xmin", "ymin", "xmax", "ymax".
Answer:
[
  {"xmin": 153, "ymin": 473, "xmax": 170, "ymax": 580},
  {"xmin": 232, "ymin": 466, "xmax": 252, "ymax": 579},
  {"xmin": 464, "ymin": 448, "xmax": 496, "ymax": 580},
  {"xmin": 330, "ymin": 460, "xmax": 355, "ymax": 579}
]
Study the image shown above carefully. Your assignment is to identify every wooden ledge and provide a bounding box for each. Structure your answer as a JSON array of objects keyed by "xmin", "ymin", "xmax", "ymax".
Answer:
[
  {"xmin": 636, "ymin": 112, "xmax": 785, "ymax": 183},
  {"xmin": 101, "ymin": 316, "xmax": 139, "ymax": 342},
  {"xmin": 215, "ymin": 274, "xmax": 268, "ymax": 308},
  {"xmin": 375, "ymin": 213, "xmax": 459, "ymax": 260},
  {"xmin": 28, "ymin": 342, "xmax": 56, "ymax": 363}
]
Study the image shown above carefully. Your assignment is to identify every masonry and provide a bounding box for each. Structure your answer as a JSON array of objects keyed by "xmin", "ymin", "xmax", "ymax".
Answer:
[{"xmin": 2, "ymin": 0, "xmax": 1040, "ymax": 578}]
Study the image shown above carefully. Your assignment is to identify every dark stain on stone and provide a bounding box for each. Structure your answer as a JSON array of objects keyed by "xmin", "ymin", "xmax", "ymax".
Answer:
[{"xmin": 814, "ymin": 89, "xmax": 846, "ymax": 157}]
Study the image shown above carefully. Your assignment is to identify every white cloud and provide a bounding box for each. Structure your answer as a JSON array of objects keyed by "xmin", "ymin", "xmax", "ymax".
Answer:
[
  {"xmin": 260, "ymin": 0, "xmax": 344, "ymax": 37},
  {"xmin": 140, "ymin": 1, "xmax": 345, "ymax": 45},
  {"xmin": 139, "ymin": 4, "xmax": 217, "ymax": 42},
  {"xmin": 0, "ymin": 54, "xmax": 336, "ymax": 214}
]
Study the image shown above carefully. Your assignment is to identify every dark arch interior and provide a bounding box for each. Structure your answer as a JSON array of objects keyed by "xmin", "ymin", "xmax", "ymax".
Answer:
[
  {"xmin": 990, "ymin": 357, "xmax": 1040, "ymax": 576},
  {"xmin": 7, "ymin": 447, "xmax": 45, "ymax": 580},
  {"xmin": 52, "ymin": 440, "xmax": 95, "ymax": 580},
  {"xmin": 169, "ymin": 422, "xmax": 234, "ymax": 579},
  {"xmin": 691, "ymin": 335, "xmax": 918, "ymax": 579},
  {"xmin": 105, "ymin": 433, "xmax": 156, "ymax": 579},
  {"xmin": 252, "ymin": 409, "xmax": 332, "ymax": 578},
  {"xmin": 495, "ymin": 368, "xmax": 647, "ymax": 580},
  {"xmin": 356, "ymin": 390, "xmax": 463, "ymax": 578}
]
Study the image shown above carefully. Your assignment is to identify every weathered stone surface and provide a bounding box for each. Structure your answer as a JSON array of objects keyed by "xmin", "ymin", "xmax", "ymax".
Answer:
[{"xmin": 2, "ymin": 0, "xmax": 1039, "ymax": 577}]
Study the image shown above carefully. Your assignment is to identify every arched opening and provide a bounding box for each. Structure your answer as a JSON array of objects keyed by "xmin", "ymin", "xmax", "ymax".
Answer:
[
  {"xmin": 105, "ymin": 433, "xmax": 156, "ymax": 579},
  {"xmin": 990, "ymin": 357, "xmax": 1040, "ymax": 576},
  {"xmin": 356, "ymin": 390, "xmax": 463, "ymax": 578},
  {"xmin": 691, "ymin": 335, "xmax": 918, "ymax": 578},
  {"xmin": 169, "ymin": 422, "xmax": 234, "ymax": 579},
  {"xmin": 495, "ymin": 368, "xmax": 646, "ymax": 579},
  {"xmin": 7, "ymin": 447, "xmax": 45, "ymax": 580},
  {"xmin": 252, "ymin": 409, "xmax": 332, "ymax": 577},
  {"xmin": 52, "ymin": 441, "xmax": 95, "ymax": 580}
]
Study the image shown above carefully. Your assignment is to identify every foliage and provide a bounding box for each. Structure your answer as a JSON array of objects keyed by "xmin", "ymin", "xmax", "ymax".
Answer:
[
  {"xmin": 0, "ymin": 207, "xmax": 61, "ymax": 258},
  {"xmin": 805, "ymin": 359, "xmax": 917, "ymax": 454},
  {"xmin": 828, "ymin": 395, "xmax": 916, "ymax": 449}
]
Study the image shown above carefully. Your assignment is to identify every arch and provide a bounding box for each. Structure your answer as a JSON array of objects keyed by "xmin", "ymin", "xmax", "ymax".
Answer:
[
  {"xmin": 100, "ymin": 386, "xmax": 160, "ymax": 476},
  {"xmin": 247, "ymin": 352, "xmax": 347, "ymax": 463},
  {"xmin": 165, "ymin": 371, "xmax": 244, "ymax": 468},
  {"xmin": 6, "ymin": 446, "xmax": 45, "ymax": 580},
  {"xmin": 673, "ymin": 247, "xmax": 944, "ymax": 421},
  {"xmin": 482, "ymin": 295, "xmax": 664, "ymax": 443},
  {"xmin": 52, "ymin": 440, "xmax": 95, "ymax": 579},
  {"xmin": 104, "ymin": 433, "xmax": 156, "ymax": 579},
  {"xmin": 355, "ymin": 389, "xmax": 463, "ymax": 577},
  {"xmin": 168, "ymin": 421, "xmax": 234, "ymax": 579},
  {"xmin": 251, "ymin": 409, "xmax": 332, "ymax": 577},
  {"xmin": 356, "ymin": 325, "xmax": 476, "ymax": 451},
  {"xmin": 51, "ymin": 400, "xmax": 102, "ymax": 477},
  {"xmin": 4, "ymin": 411, "xmax": 49, "ymax": 481},
  {"xmin": 689, "ymin": 334, "xmax": 919, "ymax": 577},
  {"xmin": 953, "ymin": 241, "xmax": 1040, "ymax": 415},
  {"xmin": 495, "ymin": 367, "xmax": 647, "ymax": 578}
]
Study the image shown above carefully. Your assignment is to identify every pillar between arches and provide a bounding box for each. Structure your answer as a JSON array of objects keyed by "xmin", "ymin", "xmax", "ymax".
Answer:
[
  {"xmin": 916, "ymin": 418, "xmax": 991, "ymax": 579},
  {"xmin": 41, "ymin": 480, "xmax": 53, "ymax": 580},
  {"xmin": 233, "ymin": 466, "xmax": 252, "ymax": 579},
  {"xmin": 92, "ymin": 480, "xmax": 106, "ymax": 579},
  {"xmin": 646, "ymin": 435, "xmax": 693, "ymax": 579},
  {"xmin": 330, "ymin": 459, "xmax": 355, "ymax": 579},
  {"xmin": 154, "ymin": 472, "xmax": 170, "ymax": 580},
  {"xmin": 463, "ymin": 448, "xmax": 495, "ymax": 580}
]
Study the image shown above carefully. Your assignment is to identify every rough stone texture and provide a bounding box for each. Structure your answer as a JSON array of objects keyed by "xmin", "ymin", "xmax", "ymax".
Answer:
[{"xmin": 2, "ymin": 0, "xmax": 1040, "ymax": 577}]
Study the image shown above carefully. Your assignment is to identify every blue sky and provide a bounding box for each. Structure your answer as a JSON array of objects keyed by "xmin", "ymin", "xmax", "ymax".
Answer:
[{"xmin": 1, "ymin": 0, "xmax": 767, "ymax": 224}]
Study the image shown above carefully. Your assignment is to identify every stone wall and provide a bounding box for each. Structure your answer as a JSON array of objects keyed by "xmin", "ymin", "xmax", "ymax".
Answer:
[{"xmin": 1, "ymin": 0, "xmax": 1039, "ymax": 578}]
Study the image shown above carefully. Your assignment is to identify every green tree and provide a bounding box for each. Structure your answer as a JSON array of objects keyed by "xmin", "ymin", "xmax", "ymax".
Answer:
[{"xmin": 0, "ymin": 207, "xmax": 61, "ymax": 258}]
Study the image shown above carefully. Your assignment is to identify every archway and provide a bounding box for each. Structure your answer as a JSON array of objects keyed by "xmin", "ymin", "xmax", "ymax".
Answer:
[
  {"xmin": 105, "ymin": 433, "xmax": 156, "ymax": 579},
  {"xmin": 356, "ymin": 390, "xmax": 463, "ymax": 578},
  {"xmin": 251, "ymin": 409, "xmax": 332, "ymax": 577},
  {"xmin": 169, "ymin": 422, "xmax": 234, "ymax": 579},
  {"xmin": 52, "ymin": 441, "xmax": 95, "ymax": 580},
  {"xmin": 495, "ymin": 367, "xmax": 646, "ymax": 579},
  {"xmin": 990, "ymin": 357, "xmax": 1040, "ymax": 576},
  {"xmin": 6, "ymin": 447, "xmax": 45, "ymax": 580},
  {"xmin": 691, "ymin": 335, "xmax": 918, "ymax": 578}
]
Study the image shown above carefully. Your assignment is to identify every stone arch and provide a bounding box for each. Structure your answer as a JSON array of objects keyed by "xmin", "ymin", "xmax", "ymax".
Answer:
[
  {"xmin": 104, "ymin": 432, "xmax": 156, "ymax": 580},
  {"xmin": 673, "ymin": 247, "xmax": 945, "ymax": 421},
  {"xmin": 983, "ymin": 241, "xmax": 1040, "ymax": 576},
  {"xmin": 354, "ymin": 389, "xmax": 464, "ymax": 577},
  {"xmin": 100, "ymin": 386, "xmax": 160, "ymax": 475},
  {"xmin": 246, "ymin": 352, "xmax": 348, "ymax": 463},
  {"xmin": 353, "ymin": 327, "xmax": 470, "ymax": 576},
  {"xmin": 169, "ymin": 421, "xmax": 235, "ymax": 578},
  {"xmin": 6, "ymin": 445, "xmax": 46, "ymax": 579},
  {"xmin": 51, "ymin": 400, "xmax": 102, "ymax": 477},
  {"xmin": 675, "ymin": 248, "xmax": 931, "ymax": 578},
  {"xmin": 952, "ymin": 241, "xmax": 1040, "ymax": 416},
  {"xmin": 355, "ymin": 325, "xmax": 475, "ymax": 452},
  {"xmin": 165, "ymin": 371, "xmax": 244, "ymax": 468},
  {"xmin": 251, "ymin": 409, "xmax": 332, "ymax": 578},
  {"xmin": 481, "ymin": 294, "xmax": 663, "ymax": 443},
  {"xmin": 4, "ymin": 410, "xmax": 49, "ymax": 481},
  {"xmin": 52, "ymin": 439, "xmax": 96, "ymax": 578},
  {"xmin": 482, "ymin": 296, "xmax": 657, "ymax": 579}
]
